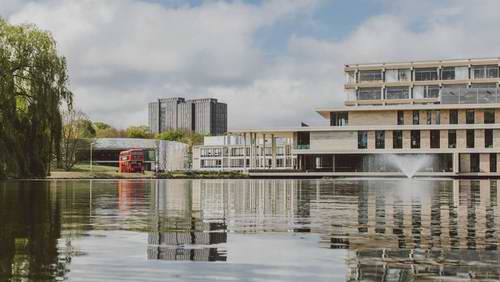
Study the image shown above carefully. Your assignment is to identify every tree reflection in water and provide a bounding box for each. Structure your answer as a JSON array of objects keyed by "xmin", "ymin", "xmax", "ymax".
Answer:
[{"xmin": 0, "ymin": 181, "xmax": 66, "ymax": 280}]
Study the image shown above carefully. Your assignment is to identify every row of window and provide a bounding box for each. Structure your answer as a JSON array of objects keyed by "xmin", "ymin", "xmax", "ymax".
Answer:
[
  {"xmin": 346, "ymin": 65, "xmax": 500, "ymax": 84},
  {"xmin": 330, "ymin": 109, "xmax": 496, "ymax": 127},
  {"xmin": 200, "ymin": 158, "xmax": 293, "ymax": 168},
  {"xmin": 355, "ymin": 84, "xmax": 499, "ymax": 101},
  {"xmin": 357, "ymin": 129, "xmax": 495, "ymax": 149},
  {"xmin": 397, "ymin": 109, "xmax": 496, "ymax": 125},
  {"xmin": 201, "ymin": 147, "xmax": 290, "ymax": 157}
]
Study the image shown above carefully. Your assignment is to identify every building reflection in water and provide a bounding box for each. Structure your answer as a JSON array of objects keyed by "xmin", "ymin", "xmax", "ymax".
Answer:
[
  {"xmin": 321, "ymin": 179, "xmax": 500, "ymax": 281},
  {"xmin": 146, "ymin": 179, "xmax": 313, "ymax": 262}
]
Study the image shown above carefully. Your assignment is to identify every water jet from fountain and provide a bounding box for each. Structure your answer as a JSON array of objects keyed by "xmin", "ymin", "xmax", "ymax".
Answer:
[{"xmin": 385, "ymin": 154, "xmax": 433, "ymax": 178}]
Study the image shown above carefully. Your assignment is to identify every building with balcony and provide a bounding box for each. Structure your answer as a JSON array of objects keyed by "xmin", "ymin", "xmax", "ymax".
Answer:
[{"xmin": 193, "ymin": 57, "xmax": 500, "ymax": 177}]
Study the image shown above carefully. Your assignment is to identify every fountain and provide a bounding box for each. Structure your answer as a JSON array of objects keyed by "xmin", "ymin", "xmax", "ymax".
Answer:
[{"xmin": 385, "ymin": 154, "xmax": 433, "ymax": 178}]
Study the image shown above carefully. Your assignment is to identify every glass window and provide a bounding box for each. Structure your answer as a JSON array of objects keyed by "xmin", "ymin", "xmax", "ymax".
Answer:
[
  {"xmin": 398, "ymin": 69, "xmax": 411, "ymax": 81},
  {"xmin": 375, "ymin": 130, "xmax": 385, "ymax": 149},
  {"xmin": 358, "ymin": 131, "xmax": 368, "ymax": 149},
  {"xmin": 485, "ymin": 129, "xmax": 493, "ymax": 148},
  {"xmin": 426, "ymin": 111, "xmax": 432, "ymax": 124},
  {"xmin": 345, "ymin": 71, "xmax": 356, "ymax": 84},
  {"xmin": 430, "ymin": 130, "xmax": 440, "ymax": 148},
  {"xmin": 413, "ymin": 111, "xmax": 419, "ymax": 125},
  {"xmin": 411, "ymin": 130, "xmax": 420, "ymax": 148},
  {"xmin": 385, "ymin": 69, "xmax": 398, "ymax": 82},
  {"xmin": 397, "ymin": 111, "xmax": 404, "ymax": 125},
  {"xmin": 470, "ymin": 154, "xmax": 480, "ymax": 173},
  {"xmin": 466, "ymin": 109, "xmax": 475, "ymax": 124},
  {"xmin": 385, "ymin": 87, "xmax": 410, "ymax": 99},
  {"xmin": 490, "ymin": 153, "xmax": 497, "ymax": 172},
  {"xmin": 359, "ymin": 70, "xmax": 383, "ymax": 82},
  {"xmin": 484, "ymin": 109, "xmax": 495, "ymax": 124},
  {"xmin": 441, "ymin": 67, "xmax": 455, "ymax": 80},
  {"xmin": 425, "ymin": 85, "xmax": 440, "ymax": 98},
  {"xmin": 455, "ymin": 67, "xmax": 469, "ymax": 80},
  {"xmin": 393, "ymin": 130, "xmax": 403, "ymax": 149},
  {"xmin": 435, "ymin": 110, "xmax": 441, "ymax": 124},
  {"xmin": 330, "ymin": 112, "xmax": 348, "ymax": 126},
  {"xmin": 472, "ymin": 65, "xmax": 499, "ymax": 79},
  {"xmin": 357, "ymin": 88, "xmax": 382, "ymax": 100},
  {"xmin": 448, "ymin": 130, "xmax": 457, "ymax": 148},
  {"xmin": 466, "ymin": 129, "xmax": 475, "ymax": 148},
  {"xmin": 449, "ymin": 110, "xmax": 458, "ymax": 124},
  {"xmin": 414, "ymin": 68, "xmax": 438, "ymax": 81}
]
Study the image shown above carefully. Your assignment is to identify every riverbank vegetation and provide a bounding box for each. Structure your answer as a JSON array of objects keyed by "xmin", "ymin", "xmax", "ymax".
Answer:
[
  {"xmin": 49, "ymin": 164, "xmax": 246, "ymax": 179},
  {"xmin": 0, "ymin": 19, "xmax": 72, "ymax": 179}
]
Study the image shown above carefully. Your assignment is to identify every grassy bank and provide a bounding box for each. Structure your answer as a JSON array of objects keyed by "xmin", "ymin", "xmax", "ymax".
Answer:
[
  {"xmin": 48, "ymin": 164, "xmax": 247, "ymax": 179},
  {"xmin": 49, "ymin": 164, "xmax": 155, "ymax": 179}
]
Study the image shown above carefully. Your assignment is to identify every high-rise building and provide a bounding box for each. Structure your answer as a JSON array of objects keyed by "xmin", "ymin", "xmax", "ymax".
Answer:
[{"xmin": 148, "ymin": 97, "xmax": 227, "ymax": 136}]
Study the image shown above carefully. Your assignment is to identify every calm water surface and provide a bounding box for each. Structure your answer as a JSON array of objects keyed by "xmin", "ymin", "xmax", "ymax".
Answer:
[{"xmin": 1, "ymin": 179, "xmax": 500, "ymax": 281}]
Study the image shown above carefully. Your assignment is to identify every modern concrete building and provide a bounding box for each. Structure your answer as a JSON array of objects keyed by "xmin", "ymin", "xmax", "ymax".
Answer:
[
  {"xmin": 193, "ymin": 57, "xmax": 500, "ymax": 177},
  {"xmin": 148, "ymin": 97, "xmax": 227, "ymax": 136}
]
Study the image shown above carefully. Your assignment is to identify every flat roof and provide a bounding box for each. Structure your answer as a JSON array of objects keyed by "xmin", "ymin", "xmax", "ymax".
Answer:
[{"xmin": 345, "ymin": 57, "xmax": 500, "ymax": 70}]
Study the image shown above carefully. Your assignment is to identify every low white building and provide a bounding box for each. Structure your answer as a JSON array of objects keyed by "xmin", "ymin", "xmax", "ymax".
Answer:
[{"xmin": 192, "ymin": 135, "xmax": 296, "ymax": 171}]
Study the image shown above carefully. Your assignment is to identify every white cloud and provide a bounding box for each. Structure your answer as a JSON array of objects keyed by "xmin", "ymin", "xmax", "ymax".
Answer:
[{"xmin": 5, "ymin": 0, "xmax": 500, "ymax": 130}]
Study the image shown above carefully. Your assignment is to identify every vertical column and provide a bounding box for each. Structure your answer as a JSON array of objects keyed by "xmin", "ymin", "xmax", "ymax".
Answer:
[
  {"xmin": 271, "ymin": 134, "xmax": 277, "ymax": 169},
  {"xmin": 480, "ymin": 153, "xmax": 490, "ymax": 173},
  {"xmin": 262, "ymin": 133, "xmax": 266, "ymax": 169},
  {"xmin": 332, "ymin": 155, "xmax": 335, "ymax": 172},
  {"xmin": 453, "ymin": 152, "xmax": 459, "ymax": 174},
  {"xmin": 252, "ymin": 133, "xmax": 257, "ymax": 169},
  {"xmin": 221, "ymin": 144, "xmax": 224, "ymax": 171},
  {"xmin": 440, "ymin": 130, "xmax": 448, "ymax": 149},
  {"xmin": 249, "ymin": 133, "xmax": 254, "ymax": 169},
  {"xmin": 243, "ymin": 133, "xmax": 247, "ymax": 170}
]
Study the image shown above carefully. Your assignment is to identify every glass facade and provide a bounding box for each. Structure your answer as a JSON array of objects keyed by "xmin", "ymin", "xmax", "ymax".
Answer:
[
  {"xmin": 449, "ymin": 110, "xmax": 458, "ymax": 124},
  {"xmin": 411, "ymin": 130, "xmax": 420, "ymax": 149},
  {"xmin": 358, "ymin": 131, "xmax": 368, "ymax": 149},
  {"xmin": 330, "ymin": 112, "xmax": 349, "ymax": 126},
  {"xmin": 414, "ymin": 68, "xmax": 438, "ymax": 81},
  {"xmin": 466, "ymin": 129, "xmax": 475, "ymax": 148},
  {"xmin": 393, "ymin": 130, "xmax": 402, "ymax": 149},
  {"xmin": 375, "ymin": 131, "xmax": 385, "ymax": 149},
  {"xmin": 448, "ymin": 130, "xmax": 457, "ymax": 148},
  {"xmin": 430, "ymin": 130, "xmax": 440, "ymax": 149},
  {"xmin": 485, "ymin": 129, "xmax": 493, "ymax": 148},
  {"xmin": 413, "ymin": 111, "xmax": 419, "ymax": 125}
]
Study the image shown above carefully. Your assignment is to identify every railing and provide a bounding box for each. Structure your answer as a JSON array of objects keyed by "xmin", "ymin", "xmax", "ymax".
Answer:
[{"xmin": 441, "ymin": 88, "xmax": 500, "ymax": 104}]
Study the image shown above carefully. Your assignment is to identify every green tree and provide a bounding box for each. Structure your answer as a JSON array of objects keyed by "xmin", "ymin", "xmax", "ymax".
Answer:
[
  {"xmin": 61, "ymin": 109, "xmax": 94, "ymax": 171},
  {"xmin": 126, "ymin": 125, "xmax": 152, "ymax": 139},
  {"xmin": 0, "ymin": 19, "xmax": 72, "ymax": 178},
  {"xmin": 93, "ymin": 121, "xmax": 112, "ymax": 131}
]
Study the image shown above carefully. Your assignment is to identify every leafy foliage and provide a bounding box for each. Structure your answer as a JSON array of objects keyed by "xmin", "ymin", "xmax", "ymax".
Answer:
[
  {"xmin": 126, "ymin": 126, "xmax": 153, "ymax": 139},
  {"xmin": 61, "ymin": 109, "xmax": 94, "ymax": 171},
  {"xmin": 0, "ymin": 19, "xmax": 72, "ymax": 178},
  {"xmin": 156, "ymin": 129, "xmax": 204, "ymax": 146},
  {"xmin": 93, "ymin": 122, "xmax": 153, "ymax": 139}
]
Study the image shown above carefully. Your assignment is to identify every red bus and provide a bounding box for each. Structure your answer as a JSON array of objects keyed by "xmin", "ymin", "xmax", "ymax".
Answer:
[{"xmin": 119, "ymin": 149, "xmax": 145, "ymax": 173}]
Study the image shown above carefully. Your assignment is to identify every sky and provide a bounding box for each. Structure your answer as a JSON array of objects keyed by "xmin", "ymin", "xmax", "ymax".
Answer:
[{"xmin": 3, "ymin": 0, "xmax": 500, "ymax": 130}]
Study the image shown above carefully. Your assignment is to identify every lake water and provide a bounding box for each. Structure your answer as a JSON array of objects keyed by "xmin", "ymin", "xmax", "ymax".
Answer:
[{"xmin": 1, "ymin": 179, "xmax": 500, "ymax": 281}]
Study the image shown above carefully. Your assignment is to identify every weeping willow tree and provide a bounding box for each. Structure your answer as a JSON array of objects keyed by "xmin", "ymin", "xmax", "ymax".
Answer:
[{"xmin": 0, "ymin": 19, "xmax": 72, "ymax": 178}]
